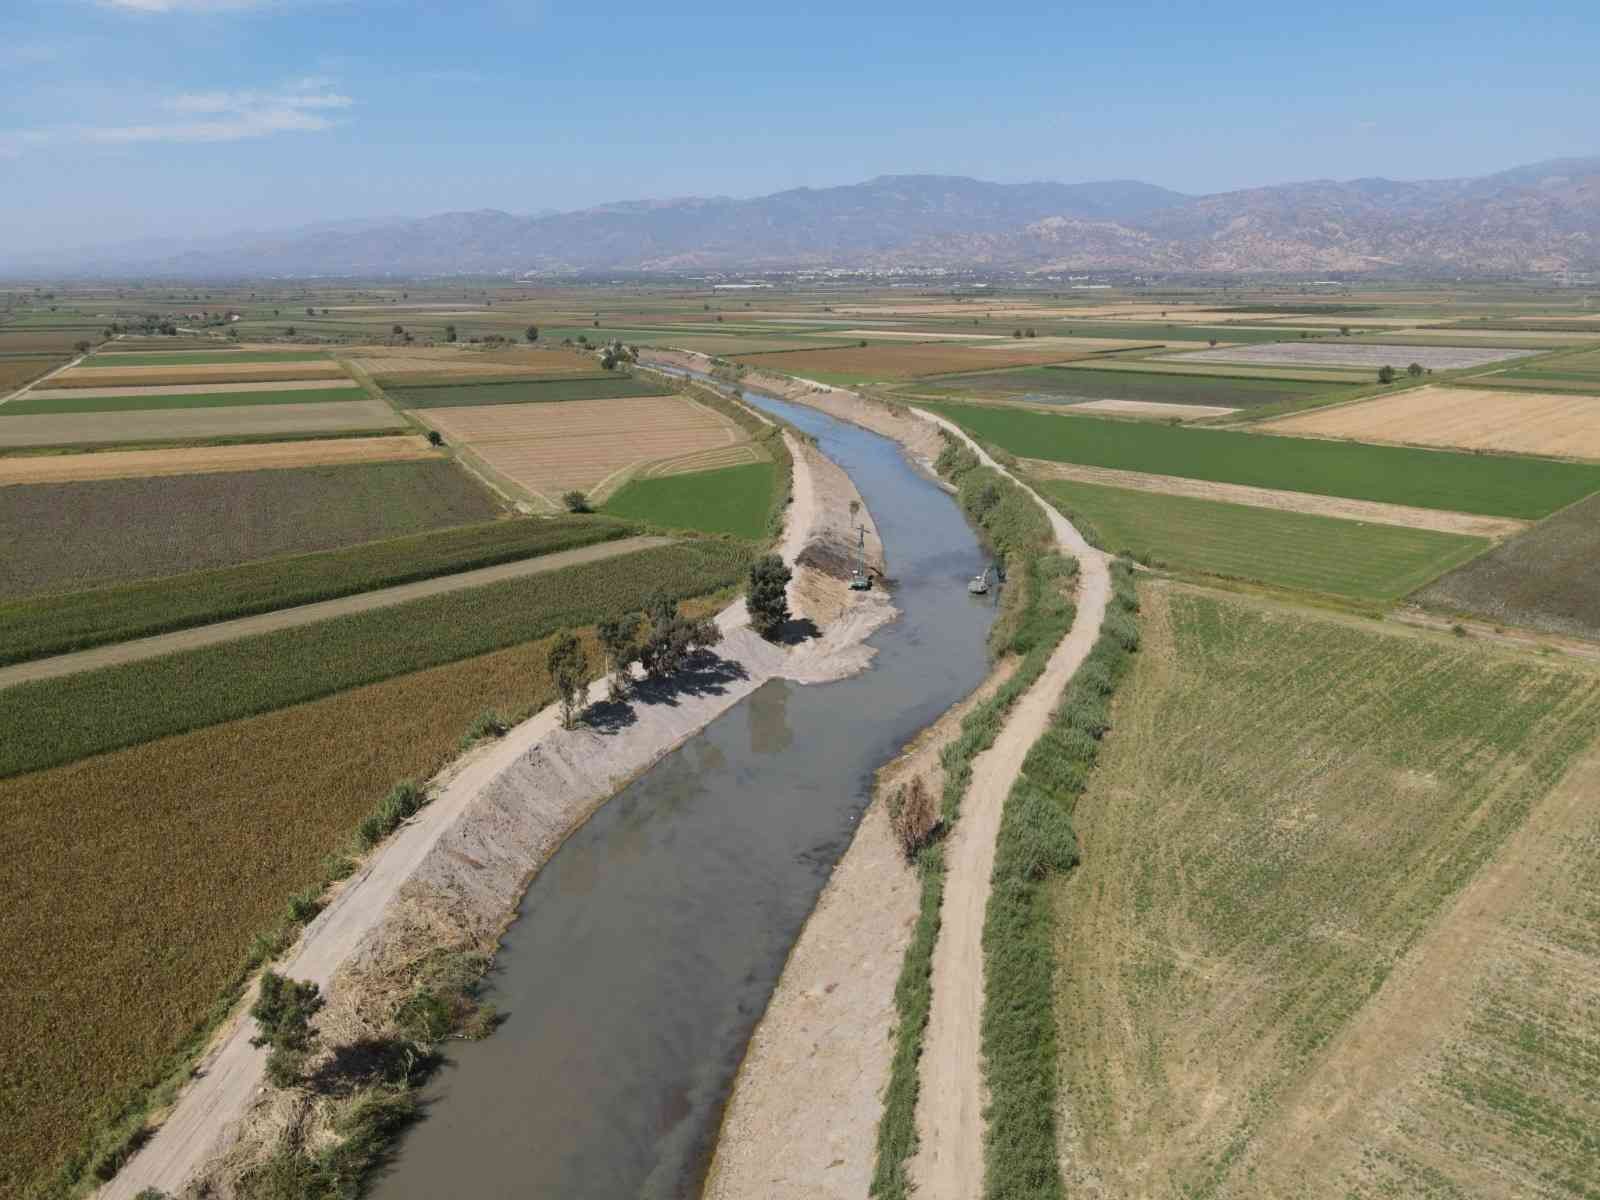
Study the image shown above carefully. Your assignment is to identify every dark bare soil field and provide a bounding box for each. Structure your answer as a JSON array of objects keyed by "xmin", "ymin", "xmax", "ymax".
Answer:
[
  {"xmin": 0, "ymin": 357, "xmax": 65, "ymax": 393},
  {"xmin": 1412, "ymin": 491, "xmax": 1600, "ymax": 640},
  {"xmin": 0, "ymin": 459, "xmax": 503, "ymax": 599}
]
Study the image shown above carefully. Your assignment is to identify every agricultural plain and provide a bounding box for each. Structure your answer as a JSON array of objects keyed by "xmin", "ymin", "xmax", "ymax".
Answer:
[
  {"xmin": 1052, "ymin": 586, "xmax": 1600, "ymax": 1199},
  {"xmin": 0, "ymin": 398, "xmax": 404, "ymax": 447},
  {"xmin": 917, "ymin": 365, "xmax": 1349, "ymax": 409},
  {"xmin": 731, "ymin": 341, "xmax": 1108, "ymax": 381},
  {"xmin": 0, "ymin": 385, "xmax": 365, "ymax": 416},
  {"xmin": 1414, "ymin": 491, "xmax": 1600, "ymax": 641},
  {"xmin": 0, "ymin": 436, "xmax": 439, "ymax": 485},
  {"xmin": 1266, "ymin": 384, "xmax": 1600, "ymax": 459},
  {"xmin": 605, "ymin": 461, "xmax": 776, "ymax": 539},
  {"xmin": 0, "ymin": 460, "xmax": 503, "ymax": 599},
  {"xmin": 1034, "ymin": 477, "xmax": 1487, "ymax": 599},
  {"xmin": 922, "ymin": 401, "xmax": 1600, "ymax": 518},
  {"xmin": 384, "ymin": 375, "xmax": 663, "ymax": 407},
  {"xmin": 1172, "ymin": 342, "xmax": 1534, "ymax": 370}
]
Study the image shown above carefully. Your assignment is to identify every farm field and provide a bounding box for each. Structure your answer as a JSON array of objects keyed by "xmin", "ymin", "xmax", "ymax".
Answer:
[
  {"xmin": 0, "ymin": 515, "xmax": 632, "ymax": 665},
  {"xmin": 83, "ymin": 351, "xmax": 330, "ymax": 367},
  {"xmin": 914, "ymin": 364, "xmax": 1351, "ymax": 408},
  {"xmin": 0, "ymin": 397, "xmax": 404, "ymax": 448},
  {"xmin": 731, "ymin": 341, "xmax": 1099, "ymax": 381},
  {"xmin": 1054, "ymin": 357, "xmax": 1373, "ymax": 383},
  {"xmin": 1053, "ymin": 586, "xmax": 1600, "ymax": 1199},
  {"xmin": 0, "ymin": 385, "xmax": 366, "ymax": 416},
  {"xmin": 1356, "ymin": 328, "xmax": 1597, "ymax": 347},
  {"xmin": 39, "ymin": 361, "xmax": 350, "ymax": 388},
  {"xmin": 1033, "ymin": 477, "xmax": 1486, "ymax": 599},
  {"xmin": 604, "ymin": 461, "xmax": 776, "ymax": 539},
  {"xmin": 1003, "ymin": 320, "xmax": 1295, "ymax": 344},
  {"xmin": 0, "ymin": 459, "xmax": 503, "ymax": 599},
  {"xmin": 2, "ymin": 377, "xmax": 363, "ymax": 401},
  {"xmin": 417, "ymin": 393, "xmax": 749, "ymax": 505},
  {"xmin": 1266, "ymin": 384, "xmax": 1600, "ymax": 459},
  {"xmin": 353, "ymin": 346, "xmax": 606, "ymax": 383},
  {"xmin": 1414, "ymin": 492, "xmax": 1600, "ymax": 641},
  {"xmin": 0, "ymin": 356, "xmax": 68, "ymax": 393},
  {"xmin": 0, "ymin": 435, "xmax": 436, "ymax": 485},
  {"xmin": 1172, "ymin": 342, "xmax": 1534, "ymax": 370},
  {"xmin": 0, "ymin": 627, "xmax": 588, "ymax": 1200},
  {"xmin": 0, "ymin": 538, "xmax": 754, "ymax": 779},
  {"xmin": 384, "ymin": 374, "xmax": 664, "ymax": 407},
  {"xmin": 922, "ymin": 401, "xmax": 1600, "ymax": 519}
]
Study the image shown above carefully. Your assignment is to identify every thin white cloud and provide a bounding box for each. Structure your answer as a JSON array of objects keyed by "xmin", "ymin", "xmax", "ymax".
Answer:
[{"xmin": 4, "ymin": 81, "xmax": 353, "ymax": 149}]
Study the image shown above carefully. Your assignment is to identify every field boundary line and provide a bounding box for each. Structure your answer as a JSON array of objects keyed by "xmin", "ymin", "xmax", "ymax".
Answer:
[{"xmin": 0, "ymin": 536, "xmax": 674, "ymax": 692}]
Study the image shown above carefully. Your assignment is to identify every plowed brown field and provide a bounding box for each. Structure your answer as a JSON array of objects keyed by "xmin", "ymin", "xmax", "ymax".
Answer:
[
  {"xmin": 39, "ymin": 362, "xmax": 349, "ymax": 389},
  {"xmin": 417, "ymin": 394, "xmax": 745, "ymax": 504}
]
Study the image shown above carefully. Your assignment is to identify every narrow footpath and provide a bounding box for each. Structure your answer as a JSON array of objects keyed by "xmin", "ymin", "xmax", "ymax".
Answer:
[{"xmin": 906, "ymin": 411, "xmax": 1110, "ymax": 1199}]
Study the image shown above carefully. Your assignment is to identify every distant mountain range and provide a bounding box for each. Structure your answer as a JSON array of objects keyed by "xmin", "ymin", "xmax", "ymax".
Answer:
[{"xmin": 10, "ymin": 159, "xmax": 1599, "ymax": 277}]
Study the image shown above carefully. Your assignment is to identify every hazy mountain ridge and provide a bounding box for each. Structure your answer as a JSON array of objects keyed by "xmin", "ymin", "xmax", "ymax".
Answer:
[{"xmin": 9, "ymin": 159, "xmax": 1599, "ymax": 276}]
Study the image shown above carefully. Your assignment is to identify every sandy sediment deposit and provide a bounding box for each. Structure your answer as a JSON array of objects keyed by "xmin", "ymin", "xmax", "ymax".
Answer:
[{"xmin": 102, "ymin": 430, "xmax": 893, "ymax": 1200}]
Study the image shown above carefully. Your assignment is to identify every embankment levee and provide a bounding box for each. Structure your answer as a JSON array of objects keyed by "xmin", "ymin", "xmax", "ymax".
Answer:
[
  {"xmin": 679, "ymin": 350, "xmax": 1111, "ymax": 1199},
  {"xmin": 99, "ymin": 430, "xmax": 889, "ymax": 1200}
]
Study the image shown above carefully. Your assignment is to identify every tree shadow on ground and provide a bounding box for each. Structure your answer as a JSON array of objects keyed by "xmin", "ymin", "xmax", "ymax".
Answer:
[
  {"xmin": 582, "ymin": 648, "xmax": 752, "ymax": 733},
  {"xmin": 772, "ymin": 615, "xmax": 821, "ymax": 646},
  {"xmin": 308, "ymin": 1037, "xmax": 437, "ymax": 1096}
]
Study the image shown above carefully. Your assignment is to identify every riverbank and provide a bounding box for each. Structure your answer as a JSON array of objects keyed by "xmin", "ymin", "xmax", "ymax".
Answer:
[{"xmin": 100, "ymin": 430, "xmax": 891, "ymax": 1200}]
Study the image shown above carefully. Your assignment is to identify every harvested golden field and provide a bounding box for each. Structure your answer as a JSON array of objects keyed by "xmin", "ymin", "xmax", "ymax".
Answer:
[
  {"xmin": 417, "ymin": 394, "xmax": 745, "ymax": 504},
  {"xmin": 38, "ymin": 362, "xmax": 350, "ymax": 389},
  {"xmin": 732, "ymin": 342, "xmax": 1093, "ymax": 379},
  {"xmin": 1268, "ymin": 385, "xmax": 1600, "ymax": 459},
  {"xmin": 1053, "ymin": 585, "xmax": 1600, "ymax": 1199},
  {"xmin": 0, "ymin": 399, "xmax": 405, "ymax": 448},
  {"xmin": 0, "ymin": 628, "xmax": 587, "ymax": 1198},
  {"xmin": 0, "ymin": 435, "xmax": 437, "ymax": 486}
]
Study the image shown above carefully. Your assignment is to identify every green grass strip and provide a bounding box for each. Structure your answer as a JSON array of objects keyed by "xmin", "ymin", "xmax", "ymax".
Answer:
[
  {"xmin": 981, "ymin": 559, "xmax": 1140, "ymax": 1200},
  {"xmin": 872, "ymin": 442, "xmax": 1076, "ymax": 1199},
  {"xmin": 0, "ymin": 387, "xmax": 364, "ymax": 416},
  {"xmin": 922, "ymin": 401, "xmax": 1600, "ymax": 520},
  {"xmin": 0, "ymin": 516, "xmax": 635, "ymax": 667},
  {"xmin": 0, "ymin": 539, "xmax": 753, "ymax": 779}
]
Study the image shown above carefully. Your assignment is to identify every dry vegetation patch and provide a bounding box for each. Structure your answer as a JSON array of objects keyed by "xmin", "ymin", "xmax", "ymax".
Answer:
[
  {"xmin": 1267, "ymin": 384, "xmax": 1600, "ymax": 459},
  {"xmin": 1052, "ymin": 586, "xmax": 1600, "ymax": 1198}
]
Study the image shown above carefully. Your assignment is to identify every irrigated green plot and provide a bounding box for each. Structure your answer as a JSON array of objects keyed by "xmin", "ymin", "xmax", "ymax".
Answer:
[
  {"xmin": 0, "ymin": 386, "xmax": 365, "ymax": 416},
  {"xmin": 385, "ymin": 375, "xmax": 666, "ymax": 407},
  {"xmin": 1035, "ymin": 477, "xmax": 1486, "ymax": 599},
  {"xmin": 604, "ymin": 461, "xmax": 776, "ymax": 539},
  {"xmin": 84, "ymin": 351, "xmax": 329, "ymax": 366},
  {"xmin": 924, "ymin": 401, "xmax": 1600, "ymax": 519},
  {"xmin": 919, "ymin": 365, "xmax": 1349, "ymax": 408}
]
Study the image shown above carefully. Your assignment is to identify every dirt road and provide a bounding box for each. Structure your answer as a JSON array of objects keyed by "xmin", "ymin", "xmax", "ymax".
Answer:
[
  {"xmin": 0, "ymin": 535, "xmax": 672, "ymax": 691},
  {"xmin": 908, "ymin": 411, "xmax": 1111, "ymax": 1199}
]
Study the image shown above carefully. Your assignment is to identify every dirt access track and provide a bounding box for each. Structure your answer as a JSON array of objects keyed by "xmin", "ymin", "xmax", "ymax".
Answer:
[{"xmin": 100, "ymin": 430, "xmax": 891, "ymax": 1199}]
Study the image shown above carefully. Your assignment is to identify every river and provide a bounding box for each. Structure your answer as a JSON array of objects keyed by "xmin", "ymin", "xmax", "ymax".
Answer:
[{"xmin": 373, "ymin": 388, "xmax": 996, "ymax": 1198}]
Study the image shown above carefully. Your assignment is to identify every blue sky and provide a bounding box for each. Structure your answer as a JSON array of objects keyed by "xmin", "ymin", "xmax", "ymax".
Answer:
[{"xmin": 2, "ymin": 0, "xmax": 1597, "ymax": 253}]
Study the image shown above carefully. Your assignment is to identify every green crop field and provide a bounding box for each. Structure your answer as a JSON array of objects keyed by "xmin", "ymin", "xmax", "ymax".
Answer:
[
  {"xmin": 83, "ymin": 351, "xmax": 329, "ymax": 367},
  {"xmin": 0, "ymin": 515, "xmax": 634, "ymax": 666},
  {"xmin": 1052, "ymin": 586, "xmax": 1600, "ymax": 1199},
  {"xmin": 1035, "ymin": 478, "xmax": 1487, "ymax": 599},
  {"xmin": 918, "ymin": 365, "xmax": 1350, "ymax": 408},
  {"xmin": 924, "ymin": 401, "xmax": 1600, "ymax": 519},
  {"xmin": 0, "ymin": 460, "xmax": 504, "ymax": 600},
  {"xmin": 1413, "ymin": 491, "xmax": 1600, "ymax": 640},
  {"xmin": 0, "ymin": 385, "xmax": 365, "ymax": 416},
  {"xmin": 0, "ymin": 538, "xmax": 752, "ymax": 779},
  {"xmin": 604, "ymin": 461, "xmax": 776, "ymax": 539},
  {"xmin": 386, "ymin": 374, "xmax": 666, "ymax": 407}
]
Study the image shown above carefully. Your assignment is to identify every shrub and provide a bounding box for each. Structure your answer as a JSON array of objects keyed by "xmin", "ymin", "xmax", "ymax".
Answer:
[
  {"xmin": 887, "ymin": 776, "xmax": 941, "ymax": 860},
  {"xmin": 284, "ymin": 888, "xmax": 323, "ymax": 926},
  {"xmin": 746, "ymin": 554, "xmax": 792, "ymax": 640},
  {"xmin": 561, "ymin": 489, "xmax": 592, "ymax": 513},
  {"xmin": 463, "ymin": 709, "xmax": 508, "ymax": 745},
  {"xmin": 546, "ymin": 632, "xmax": 587, "ymax": 729}
]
